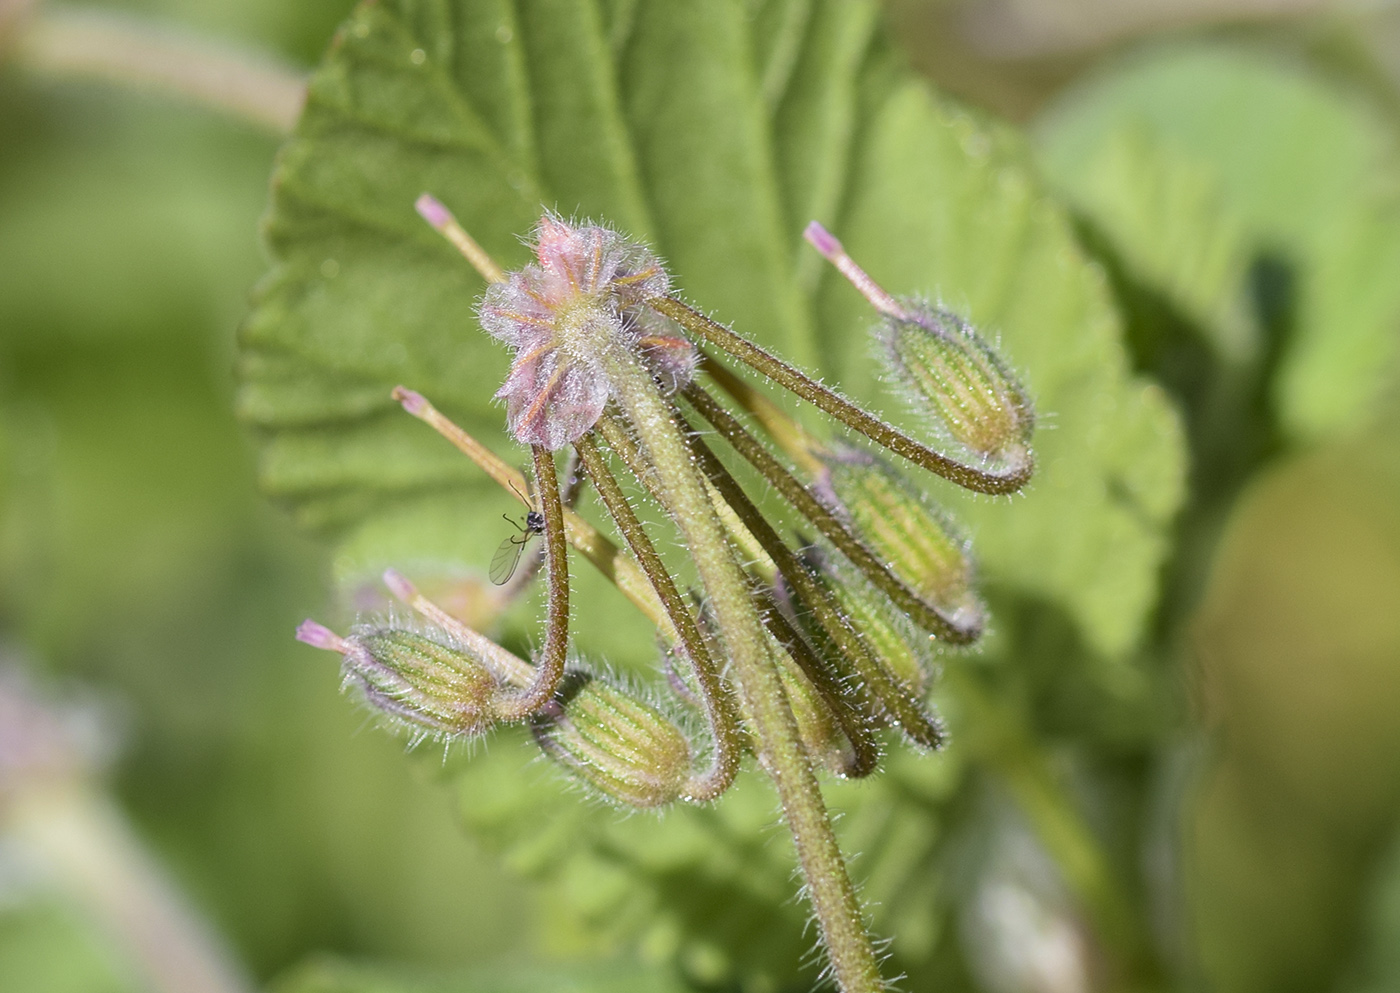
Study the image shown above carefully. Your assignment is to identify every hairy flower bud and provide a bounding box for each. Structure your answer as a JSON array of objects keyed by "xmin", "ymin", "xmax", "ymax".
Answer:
[
  {"xmin": 296, "ymin": 620, "xmax": 501, "ymax": 739},
  {"xmin": 819, "ymin": 448, "xmax": 985, "ymax": 636},
  {"xmin": 476, "ymin": 214, "xmax": 696, "ymax": 449},
  {"xmin": 531, "ymin": 670, "xmax": 692, "ymax": 808},
  {"xmin": 880, "ymin": 304, "xmax": 1034, "ymax": 472}
]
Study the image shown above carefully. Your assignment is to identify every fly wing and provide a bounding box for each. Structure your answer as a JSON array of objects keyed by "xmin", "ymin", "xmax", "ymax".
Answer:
[{"xmin": 489, "ymin": 536, "xmax": 524, "ymax": 585}]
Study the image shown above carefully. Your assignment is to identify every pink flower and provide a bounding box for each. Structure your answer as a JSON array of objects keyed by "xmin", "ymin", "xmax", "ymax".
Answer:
[{"xmin": 478, "ymin": 215, "xmax": 696, "ymax": 449}]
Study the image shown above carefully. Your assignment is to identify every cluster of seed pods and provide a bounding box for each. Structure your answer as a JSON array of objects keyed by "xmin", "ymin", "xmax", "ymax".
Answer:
[
  {"xmin": 296, "ymin": 202, "xmax": 1035, "ymax": 993},
  {"xmin": 301, "ymin": 205, "xmax": 1036, "ymax": 801}
]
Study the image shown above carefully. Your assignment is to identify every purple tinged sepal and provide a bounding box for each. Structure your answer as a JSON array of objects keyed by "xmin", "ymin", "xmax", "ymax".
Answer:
[
  {"xmin": 819, "ymin": 446, "xmax": 986, "ymax": 638},
  {"xmin": 297, "ymin": 619, "xmax": 502, "ymax": 740},
  {"xmin": 530, "ymin": 670, "xmax": 693, "ymax": 809}
]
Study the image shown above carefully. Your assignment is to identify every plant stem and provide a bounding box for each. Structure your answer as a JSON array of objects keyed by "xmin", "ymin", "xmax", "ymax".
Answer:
[
  {"xmin": 11, "ymin": 7, "xmax": 306, "ymax": 134},
  {"xmin": 392, "ymin": 388, "xmax": 671, "ymax": 633},
  {"xmin": 574, "ymin": 432, "xmax": 741, "ymax": 801},
  {"xmin": 683, "ymin": 382, "xmax": 979, "ymax": 644},
  {"xmin": 601, "ymin": 346, "xmax": 885, "ymax": 993},
  {"xmin": 653, "ymin": 296, "xmax": 1031, "ymax": 494},
  {"xmin": 491, "ymin": 446, "xmax": 568, "ymax": 719},
  {"xmin": 7, "ymin": 784, "xmax": 253, "ymax": 993},
  {"xmin": 593, "ymin": 414, "xmax": 879, "ymax": 779},
  {"xmin": 674, "ymin": 404, "xmax": 946, "ymax": 750},
  {"xmin": 698, "ymin": 350, "xmax": 825, "ymax": 474}
]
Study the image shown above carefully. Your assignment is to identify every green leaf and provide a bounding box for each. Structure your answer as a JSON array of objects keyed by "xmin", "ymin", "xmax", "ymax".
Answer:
[
  {"xmin": 239, "ymin": 0, "xmax": 1183, "ymax": 661},
  {"xmin": 1036, "ymin": 42, "xmax": 1400, "ymax": 440},
  {"xmin": 447, "ymin": 726, "xmax": 972, "ymax": 989}
]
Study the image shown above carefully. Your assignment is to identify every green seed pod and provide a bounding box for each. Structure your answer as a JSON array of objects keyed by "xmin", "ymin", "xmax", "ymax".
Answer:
[
  {"xmin": 819, "ymin": 447, "xmax": 986, "ymax": 636},
  {"xmin": 881, "ymin": 303, "xmax": 1033, "ymax": 472},
  {"xmin": 531, "ymin": 671, "xmax": 693, "ymax": 809},
  {"xmin": 297, "ymin": 621, "xmax": 502, "ymax": 739}
]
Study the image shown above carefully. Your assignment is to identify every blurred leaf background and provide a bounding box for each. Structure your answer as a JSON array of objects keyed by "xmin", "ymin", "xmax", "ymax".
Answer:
[{"xmin": 1, "ymin": 1, "xmax": 1399, "ymax": 992}]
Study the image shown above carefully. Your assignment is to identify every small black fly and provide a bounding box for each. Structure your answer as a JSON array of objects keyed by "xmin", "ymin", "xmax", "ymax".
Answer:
[{"xmin": 490, "ymin": 507, "xmax": 545, "ymax": 585}]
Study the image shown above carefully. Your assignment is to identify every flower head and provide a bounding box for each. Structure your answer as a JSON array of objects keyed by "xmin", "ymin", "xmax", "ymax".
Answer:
[{"xmin": 478, "ymin": 215, "xmax": 696, "ymax": 449}]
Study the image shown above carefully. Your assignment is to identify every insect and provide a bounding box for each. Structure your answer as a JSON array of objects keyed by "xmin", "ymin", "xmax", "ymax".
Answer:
[{"xmin": 490, "ymin": 506, "xmax": 545, "ymax": 585}]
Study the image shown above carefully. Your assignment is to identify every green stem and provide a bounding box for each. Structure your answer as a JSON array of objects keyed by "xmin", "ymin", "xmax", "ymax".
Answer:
[
  {"xmin": 683, "ymin": 382, "xmax": 979, "ymax": 644},
  {"xmin": 602, "ymin": 346, "xmax": 885, "ymax": 993},
  {"xmin": 491, "ymin": 446, "xmax": 568, "ymax": 719},
  {"xmin": 10, "ymin": 7, "xmax": 305, "ymax": 134},
  {"xmin": 574, "ymin": 430, "xmax": 741, "ymax": 801},
  {"xmin": 595, "ymin": 413, "xmax": 879, "ymax": 779},
  {"xmin": 653, "ymin": 296, "xmax": 1030, "ymax": 494},
  {"xmin": 674, "ymin": 403, "xmax": 946, "ymax": 750}
]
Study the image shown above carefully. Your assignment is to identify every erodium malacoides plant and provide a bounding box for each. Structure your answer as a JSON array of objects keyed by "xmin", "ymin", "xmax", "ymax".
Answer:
[{"xmin": 297, "ymin": 196, "xmax": 1036, "ymax": 993}]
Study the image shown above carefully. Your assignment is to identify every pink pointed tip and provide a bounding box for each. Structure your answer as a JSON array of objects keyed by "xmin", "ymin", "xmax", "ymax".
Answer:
[
  {"xmin": 392, "ymin": 385, "xmax": 428, "ymax": 416},
  {"xmin": 382, "ymin": 568, "xmax": 418, "ymax": 604},
  {"xmin": 804, "ymin": 221, "xmax": 843, "ymax": 260},
  {"xmin": 296, "ymin": 619, "xmax": 347, "ymax": 653},
  {"xmin": 415, "ymin": 193, "xmax": 452, "ymax": 230}
]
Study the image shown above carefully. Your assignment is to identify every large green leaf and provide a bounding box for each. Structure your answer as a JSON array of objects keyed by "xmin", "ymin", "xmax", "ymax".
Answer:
[{"xmin": 1035, "ymin": 43, "xmax": 1400, "ymax": 441}]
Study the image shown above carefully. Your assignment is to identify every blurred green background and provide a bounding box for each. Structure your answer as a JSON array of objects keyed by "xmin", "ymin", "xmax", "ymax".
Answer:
[{"xmin": 2, "ymin": 1, "xmax": 1399, "ymax": 991}]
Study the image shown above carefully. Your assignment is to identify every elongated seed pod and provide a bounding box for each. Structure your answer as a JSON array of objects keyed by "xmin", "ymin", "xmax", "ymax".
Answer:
[
  {"xmin": 531, "ymin": 670, "xmax": 694, "ymax": 809},
  {"xmin": 880, "ymin": 304, "xmax": 1034, "ymax": 475},
  {"xmin": 297, "ymin": 621, "xmax": 502, "ymax": 739}
]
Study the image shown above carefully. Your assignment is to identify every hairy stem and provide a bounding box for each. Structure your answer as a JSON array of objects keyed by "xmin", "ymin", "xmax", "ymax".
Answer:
[
  {"xmin": 594, "ymin": 414, "xmax": 878, "ymax": 778},
  {"xmin": 495, "ymin": 449, "xmax": 585, "ymax": 603},
  {"xmin": 392, "ymin": 387, "xmax": 671, "ymax": 633},
  {"xmin": 602, "ymin": 344, "xmax": 885, "ymax": 993},
  {"xmin": 575, "ymin": 431, "xmax": 741, "ymax": 801},
  {"xmin": 491, "ymin": 446, "xmax": 568, "ymax": 719},
  {"xmin": 683, "ymin": 382, "xmax": 979, "ymax": 644},
  {"xmin": 699, "ymin": 350, "xmax": 826, "ymax": 474},
  {"xmin": 654, "ymin": 296, "xmax": 1030, "ymax": 494},
  {"xmin": 673, "ymin": 404, "xmax": 946, "ymax": 749}
]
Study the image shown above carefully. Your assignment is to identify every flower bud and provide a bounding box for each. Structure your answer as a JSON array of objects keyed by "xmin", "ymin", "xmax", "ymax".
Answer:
[
  {"xmin": 880, "ymin": 304, "xmax": 1033, "ymax": 472},
  {"xmin": 296, "ymin": 620, "xmax": 501, "ymax": 739},
  {"xmin": 819, "ymin": 448, "xmax": 985, "ymax": 635},
  {"xmin": 531, "ymin": 671, "xmax": 692, "ymax": 808}
]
